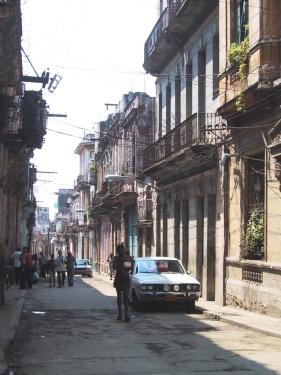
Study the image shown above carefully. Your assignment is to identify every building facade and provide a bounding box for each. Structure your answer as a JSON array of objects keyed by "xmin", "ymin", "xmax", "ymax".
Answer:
[
  {"xmin": 218, "ymin": 0, "xmax": 281, "ymax": 316},
  {"xmin": 143, "ymin": 0, "xmax": 226, "ymax": 303},
  {"xmin": 74, "ymin": 134, "xmax": 96, "ymax": 260},
  {"xmin": 0, "ymin": 0, "xmax": 48, "ymax": 304},
  {"xmin": 90, "ymin": 92, "xmax": 155, "ymax": 273}
]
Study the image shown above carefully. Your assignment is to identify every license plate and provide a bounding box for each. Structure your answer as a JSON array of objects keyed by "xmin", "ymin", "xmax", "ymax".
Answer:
[
  {"xmin": 188, "ymin": 293, "xmax": 197, "ymax": 298},
  {"xmin": 165, "ymin": 294, "xmax": 177, "ymax": 301}
]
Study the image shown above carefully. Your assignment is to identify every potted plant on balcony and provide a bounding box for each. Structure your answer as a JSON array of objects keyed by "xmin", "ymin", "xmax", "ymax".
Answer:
[
  {"xmin": 227, "ymin": 28, "xmax": 249, "ymax": 111},
  {"xmin": 240, "ymin": 210, "xmax": 264, "ymax": 260}
]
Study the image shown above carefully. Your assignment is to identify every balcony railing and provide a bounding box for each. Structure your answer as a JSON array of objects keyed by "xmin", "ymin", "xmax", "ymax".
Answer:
[
  {"xmin": 137, "ymin": 199, "xmax": 152, "ymax": 222},
  {"xmin": 144, "ymin": 7, "xmax": 169, "ymax": 58},
  {"xmin": 144, "ymin": 1, "xmax": 187, "ymax": 58},
  {"xmin": 144, "ymin": 113, "xmax": 226, "ymax": 170},
  {"xmin": 76, "ymin": 173, "xmax": 90, "ymax": 187}
]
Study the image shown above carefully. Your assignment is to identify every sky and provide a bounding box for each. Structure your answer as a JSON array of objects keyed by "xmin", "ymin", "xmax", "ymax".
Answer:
[{"xmin": 21, "ymin": 0, "xmax": 157, "ymax": 220}]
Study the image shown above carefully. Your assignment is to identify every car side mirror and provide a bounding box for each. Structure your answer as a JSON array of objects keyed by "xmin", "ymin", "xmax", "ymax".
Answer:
[{"xmin": 186, "ymin": 270, "xmax": 191, "ymax": 275}]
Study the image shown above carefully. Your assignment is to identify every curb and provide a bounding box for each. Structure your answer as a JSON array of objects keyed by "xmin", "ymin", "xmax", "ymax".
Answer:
[{"xmin": 198, "ymin": 308, "xmax": 281, "ymax": 339}]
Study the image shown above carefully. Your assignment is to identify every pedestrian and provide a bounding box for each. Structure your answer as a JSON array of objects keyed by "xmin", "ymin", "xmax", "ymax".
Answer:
[
  {"xmin": 19, "ymin": 247, "xmax": 27, "ymax": 289},
  {"xmin": 25, "ymin": 248, "xmax": 33, "ymax": 289},
  {"xmin": 65, "ymin": 251, "xmax": 76, "ymax": 287},
  {"xmin": 46, "ymin": 254, "xmax": 56, "ymax": 287},
  {"xmin": 107, "ymin": 253, "xmax": 114, "ymax": 280},
  {"xmin": 39, "ymin": 252, "xmax": 47, "ymax": 278},
  {"xmin": 55, "ymin": 250, "xmax": 66, "ymax": 288},
  {"xmin": 11, "ymin": 248, "xmax": 21, "ymax": 285},
  {"xmin": 113, "ymin": 243, "xmax": 133, "ymax": 322}
]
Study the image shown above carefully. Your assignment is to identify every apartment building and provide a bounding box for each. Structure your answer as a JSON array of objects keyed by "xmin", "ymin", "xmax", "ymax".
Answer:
[
  {"xmin": 0, "ymin": 0, "xmax": 48, "ymax": 304},
  {"xmin": 143, "ymin": 0, "xmax": 226, "ymax": 303},
  {"xmin": 90, "ymin": 92, "xmax": 155, "ymax": 273},
  {"xmin": 218, "ymin": 0, "xmax": 281, "ymax": 316},
  {"xmin": 74, "ymin": 134, "xmax": 96, "ymax": 260}
]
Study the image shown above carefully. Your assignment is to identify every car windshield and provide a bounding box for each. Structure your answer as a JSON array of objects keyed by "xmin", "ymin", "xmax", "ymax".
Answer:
[
  {"xmin": 135, "ymin": 260, "xmax": 185, "ymax": 274},
  {"xmin": 76, "ymin": 260, "xmax": 89, "ymax": 266}
]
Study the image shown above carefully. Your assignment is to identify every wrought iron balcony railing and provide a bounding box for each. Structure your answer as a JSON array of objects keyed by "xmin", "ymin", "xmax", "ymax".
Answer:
[
  {"xmin": 137, "ymin": 199, "xmax": 152, "ymax": 222},
  {"xmin": 76, "ymin": 173, "xmax": 91, "ymax": 187},
  {"xmin": 144, "ymin": 113, "xmax": 226, "ymax": 170},
  {"xmin": 144, "ymin": 1, "xmax": 187, "ymax": 58}
]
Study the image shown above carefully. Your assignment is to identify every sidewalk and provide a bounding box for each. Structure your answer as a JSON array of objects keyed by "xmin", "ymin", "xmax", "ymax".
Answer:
[
  {"xmin": 94, "ymin": 273, "xmax": 281, "ymax": 339},
  {"xmin": 0, "ymin": 285, "xmax": 26, "ymax": 375}
]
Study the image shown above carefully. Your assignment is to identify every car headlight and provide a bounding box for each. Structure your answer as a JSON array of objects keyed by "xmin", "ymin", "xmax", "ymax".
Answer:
[
  {"xmin": 163, "ymin": 284, "xmax": 170, "ymax": 292},
  {"xmin": 186, "ymin": 284, "xmax": 200, "ymax": 292},
  {"xmin": 140, "ymin": 284, "xmax": 148, "ymax": 291},
  {"xmin": 173, "ymin": 284, "xmax": 180, "ymax": 292}
]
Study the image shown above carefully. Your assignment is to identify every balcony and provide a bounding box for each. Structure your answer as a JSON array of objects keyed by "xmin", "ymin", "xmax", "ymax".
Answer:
[
  {"xmin": 144, "ymin": 0, "xmax": 218, "ymax": 74},
  {"xmin": 143, "ymin": 113, "xmax": 226, "ymax": 183},
  {"xmin": 137, "ymin": 198, "xmax": 152, "ymax": 225},
  {"xmin": 22, "ymin": 91, "xmax": 47, "ymax": 149},
  {"xmin": 75, "ymin": 173, "xmax": 90, "ymax": 190},
  {"xmin": 89, "ymin": 179, "xmax": 137, "ymax": 218}
]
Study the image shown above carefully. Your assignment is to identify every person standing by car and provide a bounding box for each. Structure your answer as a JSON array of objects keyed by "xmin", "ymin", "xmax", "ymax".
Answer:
[
  {"xmin": 113, "ymin": 244, "xmax": 133, "ymax": 322},
  {"xmin": 107, "ymin": 253, "xmax": 114, "ymax": 280},
  {"xmin": 55, "ymin": 250, "xmax": 66, "ymax": 288},
  {"xmin": 65, "ymin": 251, "xmax": 76, "ymax": 287}
]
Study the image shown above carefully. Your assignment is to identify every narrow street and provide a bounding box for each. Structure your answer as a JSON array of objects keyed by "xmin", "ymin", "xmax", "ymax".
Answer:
[{"xmin": 8, "ymin": 277, "xmax": 281, "ymax": 375}]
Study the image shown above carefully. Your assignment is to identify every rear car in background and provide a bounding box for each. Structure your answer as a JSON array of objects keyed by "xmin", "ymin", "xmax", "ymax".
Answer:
[
  {"xmin": 74, "ymin": 259, "xmax": 93, "ymax": 277},
  {"xmin": 129, "ymin": 257, "xmax": 200, "ymax": 310}
]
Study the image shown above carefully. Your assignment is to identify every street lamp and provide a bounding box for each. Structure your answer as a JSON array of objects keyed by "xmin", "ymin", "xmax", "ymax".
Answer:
[{"xmin": 105, "ymin": 174, "xmax": 161, "ymax": 191}]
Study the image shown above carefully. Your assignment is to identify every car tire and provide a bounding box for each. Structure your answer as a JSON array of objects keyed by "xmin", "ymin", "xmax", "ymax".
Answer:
[{"xmin": 132, "ymin": 290, "xmax": 143, "ymax": 312}]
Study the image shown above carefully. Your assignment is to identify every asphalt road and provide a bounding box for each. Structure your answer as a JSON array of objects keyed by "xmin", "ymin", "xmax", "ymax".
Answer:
[{"xmin": 9, "ymin": 276, "xmax": 281, "ymax": 375}]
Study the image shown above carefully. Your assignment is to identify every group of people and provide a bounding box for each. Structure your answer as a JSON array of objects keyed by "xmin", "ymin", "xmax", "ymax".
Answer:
[
  {"xmin": 11, "ymin": 244, "xmax": 133, "ymax": 322},
  {"xmin": 10, "ymin": 248, "xmax": 77, "ymax": 289}
]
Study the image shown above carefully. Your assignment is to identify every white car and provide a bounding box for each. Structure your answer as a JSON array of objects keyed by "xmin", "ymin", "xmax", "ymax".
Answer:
[
  {"xmin": 129, "ymin": 257, "xmax": 200, "ymax": 310},
  {"xmin": 74, "ymin": 259, "xmax": 93, "ymax": 277}
]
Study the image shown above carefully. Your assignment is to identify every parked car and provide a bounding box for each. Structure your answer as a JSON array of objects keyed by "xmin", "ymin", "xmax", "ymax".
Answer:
[
  {"xmin": 129, "ymin": 257, "xmax": 200, "ymax": 310},
  {"xmin": 74, "ymin": 259, "xmax": 93, "ymax": 277}
]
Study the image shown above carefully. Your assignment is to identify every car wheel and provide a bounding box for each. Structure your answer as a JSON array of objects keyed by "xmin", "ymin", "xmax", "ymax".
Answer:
[{"xmin": 132, "ymin": 290, "xmax": 143, "ymax": 312}]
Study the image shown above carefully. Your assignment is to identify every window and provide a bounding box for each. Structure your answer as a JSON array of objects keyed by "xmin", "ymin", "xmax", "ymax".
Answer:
[
  {"xmin": 198, "ymin": 49, "xmax": 206, "ymax": 114},
  {"xmin": 213, "ymin": 34, "xmax": 219, "ymax": 98},
  {"xmin": 247, "ymin": 154, "xmax": 264, "ymax": 215},
  {"xmin": 235, "ymin": 0, "xmax": 248, "ymax": 43},
  {"xmin": 186, "ymin": 63, "xmax": 193, "ymax": 118},
  {"xmin": 175, "ymin": 74, "xmax": 181, "ymax": 126},
  {"xmin": 159, "ymin": 91, "xmax": 163, "ymax": 138},
  {"xmin": 166, "ymin": 83, "xmax": 171, "ymax": 133}
]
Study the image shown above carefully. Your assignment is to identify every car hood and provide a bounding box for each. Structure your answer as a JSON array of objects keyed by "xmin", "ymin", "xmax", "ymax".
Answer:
[{"xmin": 132, "ymin": 273, "xmax": 199, "ymax": 285}]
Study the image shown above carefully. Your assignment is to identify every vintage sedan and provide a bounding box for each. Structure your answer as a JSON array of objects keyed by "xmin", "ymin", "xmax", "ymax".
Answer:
[
  {"xmin": 74, "ymin": 259, "xmax": 93, "ymax": 277},
  {"xmin": 129, "ymin": 257, "xmax": 200, "ymax": 310}
]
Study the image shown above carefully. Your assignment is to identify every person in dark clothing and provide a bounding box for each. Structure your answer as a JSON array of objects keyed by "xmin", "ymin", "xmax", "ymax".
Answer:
[
  {"xmin": 46, "ymin": 254, "xmax": 56, "ymax": 287},
  {"xmin": 113, "ymin": 244, "xmax": 133, "ymax": 322},
  {"xmin": 65, "ymin": 251, "xmax": 76, "ymax": 287}
]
